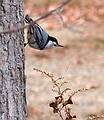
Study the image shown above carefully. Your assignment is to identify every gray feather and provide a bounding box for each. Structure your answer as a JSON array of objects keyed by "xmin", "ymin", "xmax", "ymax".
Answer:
[
  {"xmin": 25, "ymin": 15, "xmax": 49, "ymax": 49},
  {"xmin": 27, "ymin": 23, "xmax": 48, "ymax": 49},
  {"xmin": 27, "ymin": 25, "xmax": 39, "ymax": 49},
  {"xmin": 35, "ymin": 24, "xmax": 48, "ymax": 49}
]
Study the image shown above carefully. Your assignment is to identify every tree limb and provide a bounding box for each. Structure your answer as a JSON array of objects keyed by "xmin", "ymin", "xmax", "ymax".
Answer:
[{"xmin": 0, "ymin": 0, "xmax": 72, "ymax": 34}]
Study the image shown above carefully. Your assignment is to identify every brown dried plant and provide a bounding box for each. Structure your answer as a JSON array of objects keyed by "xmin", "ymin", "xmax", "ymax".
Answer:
[
  {"xmin": 33, "ymin": 68, "xmax": 93, "ymax": 120},
  {"xmin": 87, "ymin": 114, "xmax": 104, "ymax": 120}
]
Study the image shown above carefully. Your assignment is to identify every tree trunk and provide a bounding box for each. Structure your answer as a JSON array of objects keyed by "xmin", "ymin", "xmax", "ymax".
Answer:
[{"xmin": 0, "ymin": 0, "xmax": 26, "ymax": 120}]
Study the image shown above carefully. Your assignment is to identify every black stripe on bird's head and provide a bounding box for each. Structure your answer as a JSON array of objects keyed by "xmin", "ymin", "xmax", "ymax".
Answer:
[
  {"xmin": 25, "ymin": 14, "xmax": 33, "ymax": 23},
  {"xmin": 49, "ymin": 36, "xmax": 63, "ymax": 47}
]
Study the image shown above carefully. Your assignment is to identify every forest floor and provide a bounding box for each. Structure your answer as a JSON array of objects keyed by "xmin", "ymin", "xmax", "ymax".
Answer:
[{"xmin": 25, "ymin": 23, "xmax": 104, "ymax": 120}]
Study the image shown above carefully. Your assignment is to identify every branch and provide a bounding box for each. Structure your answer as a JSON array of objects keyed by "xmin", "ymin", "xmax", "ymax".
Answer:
[
  {"xmin": 0, "ymin": 0, "xmax": 72, "ymax": 34},
  {"xmin": 33, "ymin": 68, "xmax": 63, "ymax": 94}
]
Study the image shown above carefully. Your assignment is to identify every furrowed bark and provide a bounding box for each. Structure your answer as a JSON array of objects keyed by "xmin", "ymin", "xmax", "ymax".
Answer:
[{"xmin": 0, "ymin": 0, "xmax": 26, "ymax": 120}]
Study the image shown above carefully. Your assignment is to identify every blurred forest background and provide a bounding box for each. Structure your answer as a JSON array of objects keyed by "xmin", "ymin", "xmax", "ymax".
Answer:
[{"xmin": 24, "ymin": 0, "xmax": 104, "ymax": 120}]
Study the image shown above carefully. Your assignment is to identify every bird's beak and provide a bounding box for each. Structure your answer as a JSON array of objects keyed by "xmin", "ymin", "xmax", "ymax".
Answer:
[{"xmin": 58, "ymin": 44, "xmax": 64, "ymax": 47}]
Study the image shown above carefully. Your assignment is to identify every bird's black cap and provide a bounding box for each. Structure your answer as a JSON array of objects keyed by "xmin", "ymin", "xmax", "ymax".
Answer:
[{"xmin": 49, "ymin": 36, "xmax": 64, "ymax": 47}]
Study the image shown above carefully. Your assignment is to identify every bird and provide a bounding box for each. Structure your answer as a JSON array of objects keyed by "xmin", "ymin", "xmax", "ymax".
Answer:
[{"xmin": 24, "ymin": 14, "xmax": 63, "ymax": 50}]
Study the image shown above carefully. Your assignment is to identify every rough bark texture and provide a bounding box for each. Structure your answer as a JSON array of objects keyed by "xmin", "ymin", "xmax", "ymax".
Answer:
[{"xmin": 0, "ymin": 0, "xmax": 26, "ymax": 120}]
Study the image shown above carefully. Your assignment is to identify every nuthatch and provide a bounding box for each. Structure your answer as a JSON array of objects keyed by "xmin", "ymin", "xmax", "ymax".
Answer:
[{"xmin": 25, "ymin": 15, "xmax": 63, "ymax": 50}]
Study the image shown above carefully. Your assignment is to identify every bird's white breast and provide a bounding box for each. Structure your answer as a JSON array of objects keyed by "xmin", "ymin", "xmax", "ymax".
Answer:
[{"xmin": 45, "ymin": 41, "xmax": 54, "ymax": 49}]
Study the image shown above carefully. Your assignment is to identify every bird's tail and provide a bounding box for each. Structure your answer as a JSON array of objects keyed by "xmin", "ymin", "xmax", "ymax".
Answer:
[{"xmin": 25, "ymin": 14, "xmax": 33, "ymax": 23}]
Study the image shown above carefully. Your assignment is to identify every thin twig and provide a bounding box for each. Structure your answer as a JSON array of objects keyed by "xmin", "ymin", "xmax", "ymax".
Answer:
[
  {"xmin": 33, "ymin": 68, "xmax": 62, "ymax": 94},
  {"xmin": 69, "ymin": 88, "xmax": 90, "ymax": 98},
  {"xmin": 59, "ymin": 111, "xmax": 64, "ymax": 120},
  {"xmin": 0, "ymin": 0, "xmax": 72, "ymax": 34}
]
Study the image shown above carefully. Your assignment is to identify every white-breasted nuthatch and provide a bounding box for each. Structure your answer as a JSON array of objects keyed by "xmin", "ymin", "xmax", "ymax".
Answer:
[{"xmin": 25, "ymin": 15, "xmax": 63, "ymax": 50}]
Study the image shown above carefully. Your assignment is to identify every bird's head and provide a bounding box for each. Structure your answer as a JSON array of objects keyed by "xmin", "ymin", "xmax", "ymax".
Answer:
[{"xmin": 49, "ymin": 36, "xmax": 63, "ymax": 48}]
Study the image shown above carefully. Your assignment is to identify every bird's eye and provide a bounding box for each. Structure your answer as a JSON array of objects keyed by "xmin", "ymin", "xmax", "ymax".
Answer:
[{"xmin": 54, "ymin": 43, "xmax": 57, "ymax": 46}]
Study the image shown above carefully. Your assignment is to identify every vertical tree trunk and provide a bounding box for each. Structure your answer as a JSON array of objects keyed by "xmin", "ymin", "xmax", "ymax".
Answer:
[{"xmin": 0, "ymin": 0, "xmax": 26, "ymax": 120}]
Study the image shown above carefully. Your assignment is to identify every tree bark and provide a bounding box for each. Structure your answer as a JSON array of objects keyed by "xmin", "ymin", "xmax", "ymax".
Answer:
[{"xmin": 0, "ymin": 0, "xmax": 26, "ymax": 120}]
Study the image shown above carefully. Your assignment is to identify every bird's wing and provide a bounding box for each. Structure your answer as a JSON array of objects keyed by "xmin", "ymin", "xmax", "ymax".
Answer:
[
  {"xmin": 27, "ymin": 25, "xmax": 37, "ymax": 44},
  {"xmin": 34, "ymin": 24, "xmax": 49, "ymax": 49}
]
